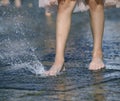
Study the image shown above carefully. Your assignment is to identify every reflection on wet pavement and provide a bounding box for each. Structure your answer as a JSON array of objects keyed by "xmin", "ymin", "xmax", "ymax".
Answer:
[{"xmin": 0, "ymin": 0, "xmax": 120, "ymax": 101}]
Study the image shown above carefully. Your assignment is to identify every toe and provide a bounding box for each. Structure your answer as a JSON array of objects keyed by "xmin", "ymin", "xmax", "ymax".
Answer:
[{"xmin": 43, "ymin": 70, "xmax": 50, "ymax": 76}]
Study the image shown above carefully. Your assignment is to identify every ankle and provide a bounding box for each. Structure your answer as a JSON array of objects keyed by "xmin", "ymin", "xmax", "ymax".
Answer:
[
  {"xmin": 92, "ymin": 51, "xmax": 103, "ymax": 58},
  {"xmin": 54, "ymin": 57, "xmax": 64, "ymax": 65}
]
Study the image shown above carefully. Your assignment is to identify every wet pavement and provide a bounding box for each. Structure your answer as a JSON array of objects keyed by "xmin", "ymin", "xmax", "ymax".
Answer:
[{"xmin": 0, "ymin": 0, "xmax": 120, "ymax": 101}]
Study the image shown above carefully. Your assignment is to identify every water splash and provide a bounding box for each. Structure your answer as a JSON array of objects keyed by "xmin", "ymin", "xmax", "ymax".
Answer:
[
  {"xmin": 12, "ymin": 61, "xmax": 45, "ymax": 75},
  {"xmin": 0, "ymin": 15, "xmax": 45, "ymax": 75}
]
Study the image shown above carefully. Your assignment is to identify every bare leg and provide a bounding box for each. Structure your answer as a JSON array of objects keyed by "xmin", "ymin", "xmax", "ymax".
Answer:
[
  {"xmin": 45, "ymin": 5, "xmax": 52, "ymax": 16},
  {"xmin": 15, "ymin": 0, "xmax": 21, "ymax": 8},
  {"xmin": 45, "ymin": 0, "xmax": 76, "ymax": 76},
  {"xmin": 87, "ymin": 0, "xmax": 105, "ymax": 70}
]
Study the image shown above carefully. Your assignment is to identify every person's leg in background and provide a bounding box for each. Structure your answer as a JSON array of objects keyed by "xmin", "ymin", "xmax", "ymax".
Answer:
[
  {"xmin": 15, "ymin": 0, "xmax": 21, "ymax": 8},
  {"xmin": 2, "ymin": 0, "xmax": 9, "ymax": 6}
]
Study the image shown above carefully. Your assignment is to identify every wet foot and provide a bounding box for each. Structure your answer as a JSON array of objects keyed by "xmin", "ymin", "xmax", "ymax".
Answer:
[
  {"xmin": 44, "ymin": 60, "xmax": 65, "ymax": 76},
  {"xmin": 89, "ymin": 53, "xmax": 105, "ymax": 70}
]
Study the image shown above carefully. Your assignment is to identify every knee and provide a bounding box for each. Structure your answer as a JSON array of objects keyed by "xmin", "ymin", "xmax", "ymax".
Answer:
[
  {"xmin": 87, "ymin": 0, "xmax": 104, "ymax": 11},
  {"xmin": 58, "ymin": 0, "xmax": 76, "ymax": 14}
]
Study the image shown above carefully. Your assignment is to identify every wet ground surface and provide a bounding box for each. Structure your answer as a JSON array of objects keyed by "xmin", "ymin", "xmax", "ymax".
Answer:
[{"xmin": 0, "ymin": 1, "xmax": 120, "ymax": 101}]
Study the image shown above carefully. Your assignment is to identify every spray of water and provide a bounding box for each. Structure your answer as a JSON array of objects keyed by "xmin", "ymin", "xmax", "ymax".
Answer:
[{"xmin": 0, "ymin": 15, "xmax": 45, "ymax": 75}]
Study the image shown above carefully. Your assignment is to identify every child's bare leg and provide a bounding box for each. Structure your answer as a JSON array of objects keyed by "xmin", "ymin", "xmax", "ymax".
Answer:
[
  {"xmin": 45, "ymin": 0, "xmax": 76, "ymax": 76},
  {"xmin": 45, "ymin": 5, "xmax": 52, "ymax": 16},
  {"xmin": 87, "ymin": 0, "xmax": 105, "ymax": 70},
  {"xmin": 15, "ymin": 0, "xmax": 21, "ymax": 8}
]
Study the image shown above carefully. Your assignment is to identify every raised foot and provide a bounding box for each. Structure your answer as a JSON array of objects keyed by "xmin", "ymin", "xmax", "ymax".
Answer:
[{"xmin": 89, "ymin": 57, "xmax": 105, "ymax": 70}]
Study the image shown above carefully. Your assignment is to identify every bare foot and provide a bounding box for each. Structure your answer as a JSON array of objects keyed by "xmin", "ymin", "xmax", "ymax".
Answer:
[
  {"xmin": 44, "ymin": 60, "xmax": 65, "ymax": 76},
  {"xmin": 89, "ymin": 57, "xmax": 105, "ymax": 70}
]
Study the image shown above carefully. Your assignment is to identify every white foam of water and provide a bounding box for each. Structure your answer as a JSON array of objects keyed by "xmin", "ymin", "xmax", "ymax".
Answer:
[
  {"xmin": 13, "ymin": 61, "xmax": 45, "ymax": 75},
  {"xmin": 106, "ymin": 64, "xmax": 120, "ymax": 70},
  {"xmin": 104, "ymin": 72, "xmax": 120, "ymax": 78},
  {"xmin": 25, "ymin": 61, "xmax": 45, "ymax": 75},
  {"xmin": 1, "ymin": 36, "xmax": 46, "ymax": 75}
]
